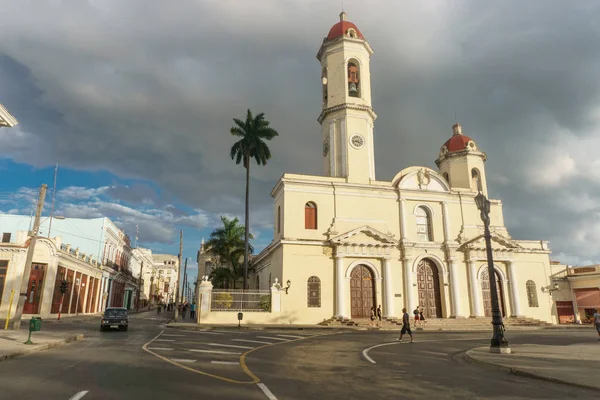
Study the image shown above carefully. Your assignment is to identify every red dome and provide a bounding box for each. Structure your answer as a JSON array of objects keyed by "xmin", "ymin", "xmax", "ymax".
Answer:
[
  {"xmin": 443, "ymin": 134, "xmax": 474, "ymax": 152},
  {"xmin": 327, "ymin": 13, "xmax": 364, "ymax": 41},
  {"xmin": 442, "ymin": 124, "xmax": 476, "ymax": 153}
]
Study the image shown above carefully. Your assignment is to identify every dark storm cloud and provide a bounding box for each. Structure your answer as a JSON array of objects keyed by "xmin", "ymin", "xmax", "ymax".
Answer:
[{"xmin": 2, "ymin": 0, "xmax": 600, "ymax": 263}]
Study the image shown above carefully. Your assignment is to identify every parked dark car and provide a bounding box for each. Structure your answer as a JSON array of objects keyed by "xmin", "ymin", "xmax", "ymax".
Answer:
[{"xmin": 100, "ymin": 307, "xmax": 129, "ymax": 331}]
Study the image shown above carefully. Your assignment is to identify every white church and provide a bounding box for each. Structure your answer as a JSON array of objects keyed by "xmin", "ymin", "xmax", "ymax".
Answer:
[{"xmin": 245, "ymin": 13, "xmax": 556, "ymax": 325}]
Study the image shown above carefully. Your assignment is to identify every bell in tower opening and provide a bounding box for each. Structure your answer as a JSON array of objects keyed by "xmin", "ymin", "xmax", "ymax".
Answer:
[{"xmin": 348, "ymin": 61, "xmax": 360, "ymax": 97}]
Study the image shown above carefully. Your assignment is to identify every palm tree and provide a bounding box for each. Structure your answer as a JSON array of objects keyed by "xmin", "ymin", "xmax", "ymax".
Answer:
[
  {"xmin": 230, "ymin": 109, "xmax": 279, "ymax": 290},
  {"xmin": 205, "ymin": 216, "xmax": 254, "ymax": 288}
]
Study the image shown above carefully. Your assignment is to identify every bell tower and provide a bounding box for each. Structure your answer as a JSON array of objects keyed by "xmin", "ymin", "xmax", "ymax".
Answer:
[{"xmin": 317, "ymin": 12, "xmax": 376, "ymax": 184}]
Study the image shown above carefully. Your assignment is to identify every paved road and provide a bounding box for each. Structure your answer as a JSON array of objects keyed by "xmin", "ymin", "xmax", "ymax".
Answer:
[{"xmin": 0, "ymin": 314, "xmax": 598, "ymax": 399}]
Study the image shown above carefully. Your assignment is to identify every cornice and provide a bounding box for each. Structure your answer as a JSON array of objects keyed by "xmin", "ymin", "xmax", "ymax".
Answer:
[{"xmin": 317, "ymin": 103, "xmax": 377, "ymax": 124}]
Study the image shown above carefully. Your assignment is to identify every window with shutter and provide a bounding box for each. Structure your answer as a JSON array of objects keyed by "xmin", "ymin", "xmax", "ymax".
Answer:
[
  {"xmin": 307, "ymin": 276, "xmax": 321, "ymax": 307},
  {"xmin": 415, "ymin": 206, "xmax": 432, "ymax": 241},
  {"xmin": 526, "ymin": 280, "xmax": 538, "ymax": 307},
  {"xmin": 305, "ymin": 202, "xmax": 317, "ymax": 230}
]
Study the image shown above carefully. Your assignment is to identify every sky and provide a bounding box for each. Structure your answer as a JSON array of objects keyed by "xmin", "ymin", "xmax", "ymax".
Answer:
[{"xmin": 1, "ymin": 0, "xmax": 600, "ymax": 267}]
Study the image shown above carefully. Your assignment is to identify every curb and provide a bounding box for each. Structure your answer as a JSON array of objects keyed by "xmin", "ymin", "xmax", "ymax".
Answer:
[
  {"xmin": 166, "ymin": 324, "xmax": 359, "ymax": 332},
  {"xmin": 0, "ymin": 333, "xmax": 85, "ymax": 363},
  {"xmin": 464, "ymin": 350, "xmax": 600, "ymax": 393}
]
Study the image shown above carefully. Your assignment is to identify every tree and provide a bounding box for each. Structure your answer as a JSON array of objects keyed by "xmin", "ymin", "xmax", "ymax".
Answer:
[
  {"xmin": 208, "ymin": 266, "xmax": 234, "ymax": 289},
  {"xmin": 230, "ymin": 109, "xmax": 279, "ymax": 290},
  {"xmin": 205, "ymin": 216, "xmax": 254, "ymax": 288}
]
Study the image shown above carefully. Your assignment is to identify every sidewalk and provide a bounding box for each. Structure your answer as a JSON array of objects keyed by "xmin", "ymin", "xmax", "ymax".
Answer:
[
  {"xmin": 465, "ymin": 342, "xmax": 600, "ymax": 392},
  {"xmin": 0, "ymin": 328, "xmax": 84, "ymax": 362},
  {"xmin": 167, "ymin": 321, "xmax": 361, "ymax": 331}
]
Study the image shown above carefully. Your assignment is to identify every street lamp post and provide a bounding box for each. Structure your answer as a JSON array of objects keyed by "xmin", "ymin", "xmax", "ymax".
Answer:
[{"xmin": 474, "ymin": 191, "xmax": 511, "ymax": 354}]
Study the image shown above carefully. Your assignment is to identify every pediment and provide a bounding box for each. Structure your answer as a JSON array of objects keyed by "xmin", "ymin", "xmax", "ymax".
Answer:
[
  {"xmin": 392, "ymin": 166, "xmax": 450, "ymax": 192},
  {"xmin": 329, "ymin": 225, "xmax": 399, "ymax": 247},
  {"xmin": 457, "ymin": 232, "xmax": 522, "ymax": 252}
]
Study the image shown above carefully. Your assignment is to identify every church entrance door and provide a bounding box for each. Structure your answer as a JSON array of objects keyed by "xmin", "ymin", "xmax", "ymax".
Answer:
[
  {"xmin": 417, "ymin": 259, "xmax": 442, "ymax": 319},
  {"xmin": 481, "ymin": 269, "xmax": 506, "ymax": 317},
  {"xmin": 350, "ymin": 265, "xmax": 375, "ymax": 319}
]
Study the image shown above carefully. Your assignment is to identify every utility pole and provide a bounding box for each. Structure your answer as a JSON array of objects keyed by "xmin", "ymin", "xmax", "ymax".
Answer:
[
  {"xmin": 174, "ymin": 230, "xmax": 183, "ymax": 321},
  {"xmin": 137, "ymin": 261, "xmax": 143, "ymax": 311},
  {"xmin": 47, "ymin": 163, "xmax": 58, "ymax": 238},
  {"xmin": 12, "ymin": 184, "xmax": 47, "ymax": 330},
  {"xmin": 181, "ymin": 258, "xmax": 188, "ymax": 303}
]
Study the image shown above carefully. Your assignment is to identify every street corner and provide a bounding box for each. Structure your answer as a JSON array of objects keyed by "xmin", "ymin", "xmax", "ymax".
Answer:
[{"xmin": 0, "ymin": 332, "xmax": 85, "ymax": 362}]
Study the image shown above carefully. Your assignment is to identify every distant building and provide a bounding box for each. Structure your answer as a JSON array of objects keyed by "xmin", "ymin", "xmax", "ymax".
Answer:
[
  {"xmin": 550, "ymin": 262, "xmax": 600, "ymax": 324},
  {"xmin": 149, "ymin": 253, "xmax": 179, "ymax": 304},
  {"xmin": 0, "ymin": 214, "xmax": 144, "ymax": 318}
]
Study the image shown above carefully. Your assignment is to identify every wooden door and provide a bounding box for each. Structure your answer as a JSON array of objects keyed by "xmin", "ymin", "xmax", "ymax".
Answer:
[
  {"xmin": 417, "ymin": 259, "xmax": 442, "ymax": 318},
  {"xmin": 23, "ymin": 264, "xmax": 46, "ymax": 314},
  {"xmin": 481, "ymin": 269, "xmax": 505, "ymax": 317},
  {"xmin": 556, "ymin": 301, "xmax": 575, "ymax": 324},
  {"xmin": 350, "ymin": 265, "xmax": 375, "ymax": 319}
]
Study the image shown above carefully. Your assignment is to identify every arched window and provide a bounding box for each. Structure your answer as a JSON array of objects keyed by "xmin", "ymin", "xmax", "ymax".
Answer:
[
  {"xmin": 347, "ymin": 60, "xmax": 360, "ymax": 98},
  {"xmin": 471, "ymin": 168, "xmax": 481, "ymax": 192},
  {"xmin": 443, "ymin": 172, "xmax": 449, "ymax": 184},
  {"xmin": 305, "ymin": 202, "xmax": 317, "ymax": 230},
  {"xmin": 526, "ymin": 280, "xmax": 539, "ymax": 307},
  {"xmin": 307, "ymin": 276, "xmax": 321, "ymax": 307},
  {"xmin": 415, "ymin": 206, "xmax": 433, "ymax": 241},
  {"xmin": 277, "ymin": 206, "xmax": 281, "ymax": 233}
]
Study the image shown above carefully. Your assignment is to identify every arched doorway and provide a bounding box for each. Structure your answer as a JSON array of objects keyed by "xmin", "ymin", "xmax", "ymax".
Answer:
[
  {"xmin": 481, "ymin": 269, "xmax": 506, "ymax": 317},
  {"xmin": 417, "ymin": 259, "xmax": 442, "ymax": 318},
  {"xmin": 350, "ymin": 265, "xmax": 375, "ymax": 319}
]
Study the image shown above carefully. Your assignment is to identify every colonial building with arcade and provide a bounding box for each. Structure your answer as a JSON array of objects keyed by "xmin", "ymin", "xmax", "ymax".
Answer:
[{"xmin": 249, "ymin": 13, "xmax": 556, "ymax": 325}]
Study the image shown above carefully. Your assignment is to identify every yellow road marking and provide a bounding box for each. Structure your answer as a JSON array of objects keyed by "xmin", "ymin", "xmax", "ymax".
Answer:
[{"xmin": 143, "ymin": 329, "xmax": 337, "ymax": 384}]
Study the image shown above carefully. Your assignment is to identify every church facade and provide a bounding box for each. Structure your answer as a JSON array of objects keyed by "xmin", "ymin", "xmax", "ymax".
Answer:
[{"xmin": 249, "ymin": 13, "xmax": 556, "ymax": 324}]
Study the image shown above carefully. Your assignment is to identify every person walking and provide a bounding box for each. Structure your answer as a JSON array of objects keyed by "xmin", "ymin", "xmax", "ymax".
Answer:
[
  {"xmin": 369, "ymin": 306, "xmax": 376, "ymax": 327},
  {"xmin": 377, "ymin": 305, "xmax": 383, "ymax": 326},
  {"xmin": 419, "ymin": 307, "xmax": 426, "ymax": 326},
  {"xmin": 190, "ymin": 302, "xmax": 196, "ymax": 320},
  {"xmin": 396, "ymin": 307, "xmax": 414, "ymax": 343},
  {"xmin": 413, "ymin": 307, "xmax": 420, "ymax": 328},
  {"xmin": 594, "ymin": 309, "xmax": 600, "ymax": 339}
]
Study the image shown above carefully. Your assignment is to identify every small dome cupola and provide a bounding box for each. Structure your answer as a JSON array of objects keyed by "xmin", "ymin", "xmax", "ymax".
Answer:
[
  {"xmin": 440, "ymin": 123, "xmax": 479, "ymax": 155},
  {"xmin": 435, "ymin": 123, "xmax": 488, "ymax": 195},
  {"xmin": 326, "ymin": 12, "xmax": 365, "ymax": 41}
]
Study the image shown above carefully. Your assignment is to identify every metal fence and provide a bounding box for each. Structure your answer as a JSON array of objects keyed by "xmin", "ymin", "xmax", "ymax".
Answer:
[{"xmin": 210, "ymin": 290, "xmax": 271, "ymax": 312}]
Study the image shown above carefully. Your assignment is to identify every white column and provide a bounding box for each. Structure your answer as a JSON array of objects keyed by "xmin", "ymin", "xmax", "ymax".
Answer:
[
  {"xmin": 270, "ymin": 284, "xmax": 281, "ymax": 313},
  {"xmin": 382, "ymin": 258, "xmax": 395, "ymax": 318},
  {"xmin": 442, "ymin": 202, "xmax": 450, "ymax": 242},
  {"xmin": 335, "ymin": 256, "xmax": 346, "ymax": 318},
  {"xmin": 403, "ymin": 257, "xmax": 415, "ymax": 312},
  {"xmin": 400, "ymin": 199, "xmax": 407, "ymax": 239},
  {"xmin": 468, "ymin": 261, "xmax": 483, "ymax": 317},
  {"xmin": 198, "ymin": 280, "xmax": 213, "ymax": 322},
  {"xmin": 508, "ymin": 261, "xmax": 521, "ymax": 317},
  {"xmin": 449, "ymin": 260, "xmax": 463, "ymax": 317}
]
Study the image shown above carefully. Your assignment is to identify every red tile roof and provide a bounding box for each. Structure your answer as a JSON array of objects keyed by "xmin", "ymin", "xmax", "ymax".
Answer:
[
  {"xmin": 443, "ymin": 134, "xmax": 474, "ymax": 152},
  {"xmin": 327, "ymin": 21, "xmax": 364, "ymax": 41}
]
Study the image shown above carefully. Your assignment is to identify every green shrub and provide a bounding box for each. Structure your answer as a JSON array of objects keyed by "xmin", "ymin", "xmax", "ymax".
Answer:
[
  {"xmin": 260, "ymin": 295, "xmax": 271, "ymax": 312},
  {"xmin": 213, "ymin": 292, "xmax": 233, "ymax": 309}
]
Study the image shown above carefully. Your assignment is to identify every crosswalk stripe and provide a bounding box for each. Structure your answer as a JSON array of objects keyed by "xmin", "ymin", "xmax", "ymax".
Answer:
[
  {"xmin": 275, "ymin": 334, "xmax": 305, "ymax": 339},
  {"xmin": 211, "ymin": 361, "xmax": 239, "ymax": 365},
  {"xmin": 189, "ymin": 349, "xmax": 241, "ymax": 355},
  {"xmin": 170, "ymin": 358, "xmax": 196, "ymax": 363},
  {"xmin": 208, "ymin": 343, "xmax": 254, "ymax": 350},
  {"xmin": 155, "ymin": 339, "xmax": 176, "ymax": 342},
  {"xmin": 162, "ymin": 334, "xmax": 186, "ymax": 337},
  {"xmin": 232, "ymin": 339, "xmax": 273, "ymax": 345},
  {"xmin": 148, "ymin": 347, "xmax": 174, "ymax": 351},
  {"xmin": 256, "ymin": 336, "xmax": 288, "ymax": 341}
]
